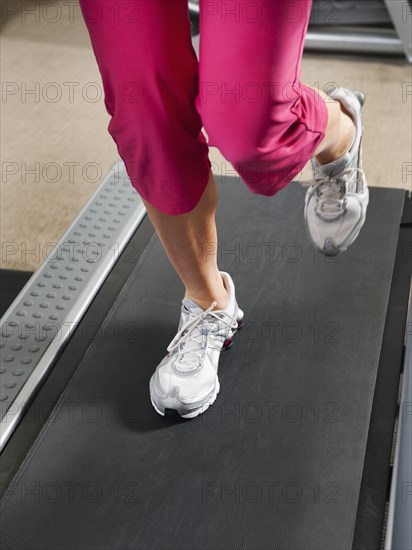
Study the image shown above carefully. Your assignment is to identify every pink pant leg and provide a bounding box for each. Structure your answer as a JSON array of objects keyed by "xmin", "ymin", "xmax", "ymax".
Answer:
[
  {"xmin": 79, "ymin": 0, "xmax": 212, "ymax": 215},
  {"xmin": 197, "ymin": 0, "xmax": 329, "ymax": 195}
]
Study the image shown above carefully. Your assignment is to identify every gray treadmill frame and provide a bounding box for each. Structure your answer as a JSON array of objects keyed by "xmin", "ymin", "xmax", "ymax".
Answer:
[
  {"xmin": 384, "ymin": 0, "xmax": 412, "ymax": 62},
  {"xmin": 0, "ymin": 160, "xmax": 146, "ymax": 452},
  {"xmin": 385, "ymin": 280, "xmax": 412, "ymax": 550}
]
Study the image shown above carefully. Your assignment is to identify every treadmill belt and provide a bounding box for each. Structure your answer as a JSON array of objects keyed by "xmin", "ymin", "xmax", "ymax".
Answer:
[{"xmin": 0, "ymin": 178, "xmax": 405, "ymax": 550}]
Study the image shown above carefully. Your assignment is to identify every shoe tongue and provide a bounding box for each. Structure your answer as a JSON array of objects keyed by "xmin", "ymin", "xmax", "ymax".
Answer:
[
  {"xmin": 314, "ymin": 152, "xmax": 351, "ymax": 179},
  {"xmin": 182, "ymin": 297, "xmax": 205, "ymax": 315}
]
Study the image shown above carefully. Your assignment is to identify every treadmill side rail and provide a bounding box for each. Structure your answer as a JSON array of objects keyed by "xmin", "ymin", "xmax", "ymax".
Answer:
[
  {"xmin": 385, "ymin": 280, "xmax": 412, "ymax": 549},
  {"xmin": 0, "ymin": 160, "xmax": 146, "ymax": 453}
]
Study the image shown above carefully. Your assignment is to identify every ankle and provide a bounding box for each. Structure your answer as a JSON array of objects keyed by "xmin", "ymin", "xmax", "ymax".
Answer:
[
  {"xmin": 184, "ymin": 292, "xmax": 229, "ymax": 311},
  {"xmin": 316, "ymin": 103, "xmax": 356, "ymax": 165}
]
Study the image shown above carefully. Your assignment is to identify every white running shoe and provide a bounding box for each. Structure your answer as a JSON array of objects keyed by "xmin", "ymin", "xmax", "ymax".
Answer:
[
  {"xmin": 149, "ymin": 271, "xmax": 244, "ymax": 418},
  {"xmin": 304, "ymin": 87, "xmax": 369, "ymax": 256}
]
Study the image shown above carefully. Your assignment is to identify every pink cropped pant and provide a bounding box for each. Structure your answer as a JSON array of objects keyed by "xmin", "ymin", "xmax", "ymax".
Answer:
[{"xmin": 79, "ymin": 0, "xmax": 328, "ymax": 215}]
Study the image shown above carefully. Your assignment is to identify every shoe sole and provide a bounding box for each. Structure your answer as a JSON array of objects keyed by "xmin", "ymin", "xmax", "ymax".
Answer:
[{"xmin": 150, "ymin": 317, "xmax": 244, "ymax": 419}]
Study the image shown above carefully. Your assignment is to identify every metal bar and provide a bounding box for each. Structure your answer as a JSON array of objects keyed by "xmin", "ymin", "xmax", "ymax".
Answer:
[
  {"xmin": 305, "ymin": 28, "xmax": 405, "ymax": 56},
  {"xmin": 384, "ymin": 0, "xmax": 412, "ymax": 63},
  {"xmin": 188, "ymin": 1, "xmax": 199, "ymax": 14},
  {"xmin": 385, "ymin": 279, "xmax": 412, "ymax": 549}
]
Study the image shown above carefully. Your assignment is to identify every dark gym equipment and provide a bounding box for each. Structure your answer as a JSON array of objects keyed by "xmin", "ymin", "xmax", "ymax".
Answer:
[{"xmin": 1, "ymin": 169, "xmax": 410, "ymax": 549}]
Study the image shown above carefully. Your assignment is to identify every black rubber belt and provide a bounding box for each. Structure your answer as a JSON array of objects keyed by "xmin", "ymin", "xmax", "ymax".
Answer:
[{"xmin": 0, "ymin": 178, "xmax": 406, "ymax": 550}]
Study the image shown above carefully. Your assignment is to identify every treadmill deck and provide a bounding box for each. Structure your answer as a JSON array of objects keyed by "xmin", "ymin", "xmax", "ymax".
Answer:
[{"xmin": 0, "ymin": 177, "xmax": 406, "ymax": 550}]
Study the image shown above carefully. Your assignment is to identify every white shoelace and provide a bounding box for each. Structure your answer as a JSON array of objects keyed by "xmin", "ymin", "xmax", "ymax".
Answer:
[
  {"xmin": 167, "ymin": 301, "xmax": 238, "ymax": 368},
  {"xmin": 301, "ymin": 166, "xmax": 364, "ymax": 221}
]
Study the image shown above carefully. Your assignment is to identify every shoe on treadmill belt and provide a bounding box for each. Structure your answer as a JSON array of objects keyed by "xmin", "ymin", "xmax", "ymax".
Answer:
[
  {"xmin": 304, "ymin": 87, "xmax": 369, "ymax": 256},
  {"xmin": 149, "ymin": 271, "xmax": 244, "ymax": 419}
]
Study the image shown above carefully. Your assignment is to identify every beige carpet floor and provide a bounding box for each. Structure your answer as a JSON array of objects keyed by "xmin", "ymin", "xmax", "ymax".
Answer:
[{"xmin": 1, "ymin": 0, "xmax": 411, "ymax": 271}]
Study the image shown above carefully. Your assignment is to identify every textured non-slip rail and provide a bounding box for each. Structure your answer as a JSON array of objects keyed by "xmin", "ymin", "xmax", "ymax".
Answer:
[{"xmin": 0, "ymin": 160, "xmax": 146, "ymax": 451}]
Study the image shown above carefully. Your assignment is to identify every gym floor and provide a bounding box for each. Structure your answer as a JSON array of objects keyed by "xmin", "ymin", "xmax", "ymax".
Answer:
[{"xmin": 1, "ymin": 0, "xmax": 411, "ymax": 272}]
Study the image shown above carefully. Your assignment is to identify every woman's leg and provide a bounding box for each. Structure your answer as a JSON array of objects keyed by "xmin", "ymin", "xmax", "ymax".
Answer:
[
  {"xmin": 142, "ymin": 171, "xmax": 228, "ymax": 310},
  {"xmin": 196, "ymin": 0, "xmax": 366, "ymax": 256},
  {"xmin": 196, "ymin": 0, "xmax": 354, "ymax": 189},
  {"xmin": 79, "ymin": 0, "xmax": 227, "ymax": 309},
  {"xmin": 196, "ymin": 0, "xmax": 329, "ymax": 194}
]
